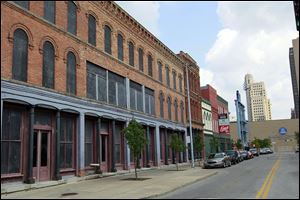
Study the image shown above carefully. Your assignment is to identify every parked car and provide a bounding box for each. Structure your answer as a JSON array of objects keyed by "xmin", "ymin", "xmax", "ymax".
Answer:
[
  {"xmin": 265, "ymin": 148, "xmax": 273, "ymax": 154},
  {"xmin": 247, "ymin": 151, "xmax": 254, "ymax": 159},
  {"xmin": 249, "ymin": 148, "xmax": 259, "ymax": 156},
  {"xmin": 259, "ymin": 148, "xmax": 268, "ymax": 154},
  {"xmin": 225, "ymin": 150, "xmax": 240, "ymax": 164},
  {"xmin": 295, "ymin": 146, "xmax": 299, "ymax": 153},
  {"xmin": 203, "ymin": 153, "xmax": 231, "ymax": 168},
  {"xmin": 240, "ymin": 150, "xmax": 250, "ymax": 160}
]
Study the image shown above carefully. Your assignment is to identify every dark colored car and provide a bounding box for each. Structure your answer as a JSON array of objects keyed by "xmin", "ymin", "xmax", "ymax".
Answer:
[
  {"xmin": 203, "ymin": 153, "xmax": 231, "ymax": 168},
  {"xmin": 240, "ymin": 150, "xmax": 250, "ymax": 160},
  {"xmin": 225, "ymin": 150, "xmax": 240, "ymax": 164}
]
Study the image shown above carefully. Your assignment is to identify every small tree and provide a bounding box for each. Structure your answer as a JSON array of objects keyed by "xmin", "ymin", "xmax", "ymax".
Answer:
[
  {"xmin": 123, "ymin": 119, "xmax": 148, "ymax": 179},
  {"xmin": 170, "ymin": 134, "xmax": 186, "ymax": 171},
  {"xmin": 194, "ymin": 134, "xmax": 204, "ymax": 166},
  {"xmin": 210, "ymin": 136, "xmax": 220, "ymax": 153},
  {"xmin": 262, "ymin": 138, "xmax": 272, "ymax": 148},
  {"xmin": 252, "ymin": 137, "xmax": 261, "ymax": 148},
  {"xmin": 235, "ymin": 139, "xmax": 243, "ymax": 150}
]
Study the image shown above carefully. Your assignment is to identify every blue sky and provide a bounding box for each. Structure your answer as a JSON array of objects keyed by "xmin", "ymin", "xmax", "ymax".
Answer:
[{"xmin": 116, "ymin": 1, "xmax": 298, "ymax": 120}]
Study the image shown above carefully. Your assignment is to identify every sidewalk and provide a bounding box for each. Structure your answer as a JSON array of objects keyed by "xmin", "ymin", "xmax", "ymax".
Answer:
[{"xmin": 1, "ymin": 163, "xmax": 218, "ymax": 199}]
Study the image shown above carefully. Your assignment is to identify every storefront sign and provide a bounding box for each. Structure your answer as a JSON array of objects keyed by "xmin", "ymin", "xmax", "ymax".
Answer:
[{"xmin": 219, "ymin": 125, "xmax": 230, "ymax": 134}]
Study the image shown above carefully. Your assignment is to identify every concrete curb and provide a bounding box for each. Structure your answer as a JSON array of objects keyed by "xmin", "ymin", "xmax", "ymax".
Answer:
[{"xmin": 141, "ymin": 171, "xmax": 218, "ymax": 199}]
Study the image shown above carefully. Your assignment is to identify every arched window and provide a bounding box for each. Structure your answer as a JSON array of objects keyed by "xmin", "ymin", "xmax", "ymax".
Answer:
[
  {"xmin": 117, "ymin": 34, "xmax": 123, "ymax": 61},
  {"xmin": 158, "ymin": 61, "xmax": 162, "ymax": 82},
  {"xmin": 44, "ymin": 1, "xmax": 55, "ymax": 24},
  {"xmin": 174, "ymin": 99, "xmax": 178, "ymax": 122},
  {"xmin": 12, "ymin": 29, "xmax": 28, "ymax": 82},
  {"xmin": 138, "ymin": 48, "xmax": 144, "ymax": 71},
  {"xmin": 42, "ymin": 41, "xmax": 55, "ymax": 89},
  {"xmin": 167, "ymin": 96, "xmax": 172, "ymax": 120},
  {"xmin": 148, "ymin": 54, "xmax": 153, "ymax": 77},
  {"xmin": 104, "ymin": 25, "xmax": 111, "ymax": 54},
  {"xmin": 128, "ymin": 41, "xmax": 134, "ymax": 66},
  {"xmin": 160, "ymin": 92, "xmax": 164, "ymax": 118},
  {"xmin": 181, "ymin": 101, "xmax": 184, "ymax": 123},
  {"xmin": 88, "ymin": 15, "xmax": 96, "ymax": 46},
  {"xmin": 166, "ymin": 65, "xmax": 170, "ymax": 87},
  {"xmin": 67, "ymin": 1, "xmax": 77, "ymax": 35},
  {"xmin": 66, "ymin": 52, "xmax": 76, "ymax": 95},
  {"xmin": 172, "ymin": 70, "xmax": 176, "ymax": 90}
]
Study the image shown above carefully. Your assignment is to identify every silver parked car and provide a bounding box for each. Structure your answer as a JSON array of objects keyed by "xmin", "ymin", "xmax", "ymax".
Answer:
[{"xmin": 203, "ymin": 152, "xmax": 231, "ymax": 169}]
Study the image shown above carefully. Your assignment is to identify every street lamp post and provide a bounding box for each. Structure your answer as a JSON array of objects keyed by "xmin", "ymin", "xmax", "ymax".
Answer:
[{"xmin": 185, "ymin": 64, "xmax": 194, "ymax": 168}]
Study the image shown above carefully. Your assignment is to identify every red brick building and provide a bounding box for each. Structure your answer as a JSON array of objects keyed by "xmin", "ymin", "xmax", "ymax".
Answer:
[{"xmin": 1, "ymin": 1, "xmax": 188, "ymax": 184}]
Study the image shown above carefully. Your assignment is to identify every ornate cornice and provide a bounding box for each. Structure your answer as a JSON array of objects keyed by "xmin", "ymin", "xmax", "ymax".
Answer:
[{"xmin": 93, "ymin": 1, "xmax": 185, "ymax": 69}]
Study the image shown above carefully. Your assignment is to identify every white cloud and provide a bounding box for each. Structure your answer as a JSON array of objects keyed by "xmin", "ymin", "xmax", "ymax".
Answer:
[
  {"xmin": 115, "ymin": 1, "xmax": 161, "ymax": 36},
  {"xmin": 206, "ymin": 1, "xmax": 298, "ymax": 120},
  {"xmin": 200, "ymin": 68, "xmax": 214, "ymax": 86}
]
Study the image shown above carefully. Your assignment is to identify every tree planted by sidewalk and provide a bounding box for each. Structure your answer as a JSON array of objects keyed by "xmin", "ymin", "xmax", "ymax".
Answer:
[
  {"xmin": 123, "ymin": 119, "xmax": 148, "ymax": 179},
  {"xmin": 235, "ymin": 139, "xmax": 243, "ymax": 150},
  {"xmin": 170, "ymin": 134, "xmax": 186, "ymax": 171},
  {"xmin": 210, "ymin": 136, "xmax": 220, "ymax": 153},
  {"xmin": 193, "ymin": 134, "xmax": 204, "ymax": 166}
]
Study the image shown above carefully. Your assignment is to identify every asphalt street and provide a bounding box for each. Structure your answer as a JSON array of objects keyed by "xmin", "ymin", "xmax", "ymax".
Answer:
[{"xmin": 156, "ymin": 152, "xmax": 299, "ymax": 199}]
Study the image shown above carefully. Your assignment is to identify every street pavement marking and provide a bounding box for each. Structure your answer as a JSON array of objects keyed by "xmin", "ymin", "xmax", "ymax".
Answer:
[{"xmin": 256, "ymin": 156, "xmax": 281, "ymax": 199}]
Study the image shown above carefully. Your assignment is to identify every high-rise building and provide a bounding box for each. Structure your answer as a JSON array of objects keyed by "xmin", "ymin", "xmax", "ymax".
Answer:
[
  {"xmin": 289, "ymin": 41, "xmax": 299, "ymax": 118},
  {"xmin": 244, "ymin": 74, "xmax": 272, "ymax": 121},
  {"xmin": 234, "ymin": 90, "xmax": 248, "ymax": 147}
]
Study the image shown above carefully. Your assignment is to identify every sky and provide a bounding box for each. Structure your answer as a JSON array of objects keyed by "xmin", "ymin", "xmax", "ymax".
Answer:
[{"xmin": 116, "ymin": 1, "xmax": 299, "ymax": 120}]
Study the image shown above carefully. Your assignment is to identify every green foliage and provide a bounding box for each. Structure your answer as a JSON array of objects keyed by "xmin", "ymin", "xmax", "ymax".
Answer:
[
  {"xmin": 252, "ymin": 137, "xmax": 261, "ymax": 148},
  {"xmin": 170, "ymin": 134, "xmax": 186, "ymax": 171},
  {"xmin": 122, "ymin": 119, "xmax": 148, "ymax": 179},
  {"xmin": 209, "ymin": 136, "xmax": 220, "ymax": 153},
  {"xmin": 251, "ymin": 137, "xmax": 272, "ymax": 148},
  {"xmin": 235, "ymin": 139, "xmax": 243, "ymax": 149},
  {"xmin": 193, "ymin": 134, "xmax": 204, "ymax": 155}
]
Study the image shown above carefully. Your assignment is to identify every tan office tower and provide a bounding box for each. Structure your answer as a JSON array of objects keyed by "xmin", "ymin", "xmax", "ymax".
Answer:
[{"xmin": 244, "ymin": 74, "xmax": 272, "ymax": 121}]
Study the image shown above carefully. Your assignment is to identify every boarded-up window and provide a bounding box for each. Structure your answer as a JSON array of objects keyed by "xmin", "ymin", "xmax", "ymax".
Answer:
[
  {"xmin": 66, "ymin": 52, "xmax": 76, "ymax": 95},
  {"xmin": 159, "ymin": 92, "xmax": 164, "ymax": 118},
  {"xmin": 174, "ymin": 100, "xmax": 178, "ymax": 122},
  {"xmin": 60, "ymin": 115, "xmax": 74, "ymax": 169},
  {"xmin": 130, "ymin": 81, "xmax": 143, "ymax": 112},
  {"xmin": 108, "ymin": 72, "xmax": 126, "ymax": 108},
  {"xmin": 86, "ymin": 61, "xmax": 107, "ymax": 102},
  {"xmin": 145, "ymin": 88, "xmax": 155, "ymax": 115},
  {"xmin": 167, "ymin": 97, "xmax": 172, "ymax": 120},
  {"xmin": 42, "ymin": 41, "xmax": 55, "ymax": 89},
  {"xmin": 166, "ymin": 65, "xmax": 170, "ymax": 87},
  {"xmin": 117, "ymin": 34, "xmax": 123, "ymax": 61},
  {"xmin": 181, "ymin": 101, "xmax": 184, "ymax": 123},
  {"xmin": 67, "ymin": 1, "xmax": 77, "ymax": 35},
  {"xmin": 104, "ymin": 25, "xmax": 111, "ymax": 54},
  {"xmin": 128, "ymin": 42, "xmax": 134, "ymax": 67},
  {"xmin": 173, "ymin": 71, "xmax": 176, "ymax": 90},
  {"xmin": 138, "ymin": 48, "xmax": 144, "ymax": 72},
  {"xmin": 148, "ymin": 55, "xmax": 153, "ymax": 77},
  {"xmin": 158, "ymin": 61, "xmax": 162, "ymax": 82},
  {"xmin": 44, "ymin": 1, "xmax": 55, "ymax": 24},
  {"xmin": 85, "ymin": 119, "xmax": 94, "ymax": 167},
  {"xmin": 1, "ymin": 107, "xmax": 22, "ymax": 174},
  {"xmin": 88, "ymin": 15, "xmax": 96, "ymax": 46},
  {"xmin": 13, "ymin": 1, "xmax": 29, "ymax": 9},
  {"xmin": 12, "ymin": 29, "xmax": 28, "ymax": 82}
]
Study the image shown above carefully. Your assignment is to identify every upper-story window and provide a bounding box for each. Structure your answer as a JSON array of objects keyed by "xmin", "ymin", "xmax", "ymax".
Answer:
[
  {"xmin": 145, "ymin": 88, "xmax": 155, "ymax": 115},
  {"xmin": 44, "ymin": 1, "xmax": 55, "ymax": 24},
  {"xmin": 148, "ymin": 54, "xmax": 153, "ymax": 77},
  {"xmin": 167, "ymin": 96, "xmax": 172, "ymax": 120},
  {"xmin": 158, "ymin": 61, "xmax": 163, "ymax": 83},
  {"xmin": 179, "ymin": 75, "xmax": 183, "ymax": 93},
  {"xmin": 128, "ymin": 42, "xmax": 134, "ymax": 67},
  {"xmin": 166, "ymin": 65, "xmax": 170, "ymax": 87},
  {"xmin": 159, "ymin": 92, "xmax": 164, "ymax": 118},
  {"xmin": 12, "ymin": 29, "xmax": 28, "ymax": 82},
  {"xmin": 88, "ymin": 15, "xmax": 96, "ymax": 46},
  {"xmin": 104, "ymin": 25, "xmax": 112, "ymax": 54},
  {"xmin": 117, "ymin": 34, "xmax": 123, "ymax": 61},
  {"xmin": 174, "ymin": 99, "xmax": 178, "ymax": 122},
  {"xmin": 13, "ymin": 1, "xmax": 29, "ymax": 9},
  {"xmin": 67, "ymin": 1, "xmax": 77, "ymax": 35},
  {"xmin": 108, "ymin": 72, "xmax": 126, "ymax": 108},
  {"xmin": 86, "ymin": 61, "xmax": 107, "ymax": 102},
  {"xmin": 66, "ymin": 52, "xmax": 76, "ymax": 95},
  {"xmin": 42, "ymin": 41, "xmax": 55, "ymax": 89},
  {"xmin": 130, "ymin": 81, "xmax": 143, "ymax": 112},
  {"xmin": 172, "ymin": 70, "xmax": 176, "ymax": 90},
  {"xmin": 138, "ymin": 48, "xmax": 144, "ymax": 72},
  {"xmin": 181, "ymin": 101, "xmax": 184, "ymax": 123}
]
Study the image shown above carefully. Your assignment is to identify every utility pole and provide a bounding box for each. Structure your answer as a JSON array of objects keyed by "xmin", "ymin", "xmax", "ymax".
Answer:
[{"xmin": 185, "ymin": 64, "xmax": 194, "ymax": 168}]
